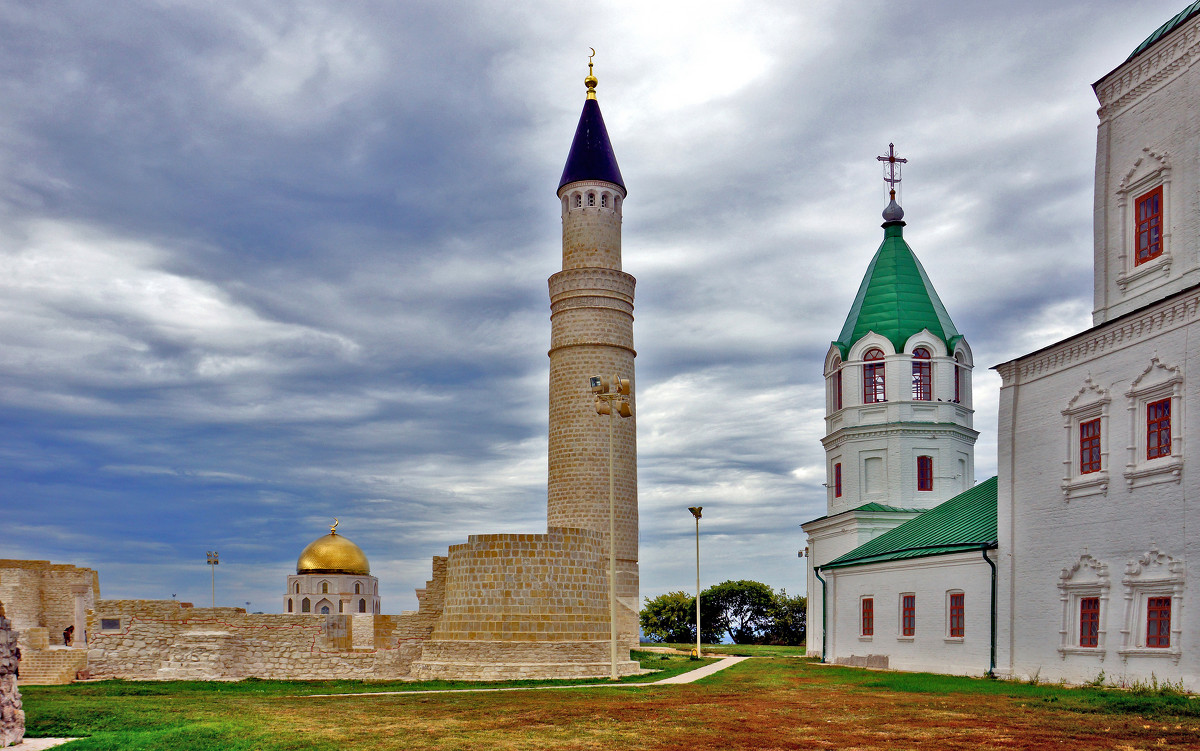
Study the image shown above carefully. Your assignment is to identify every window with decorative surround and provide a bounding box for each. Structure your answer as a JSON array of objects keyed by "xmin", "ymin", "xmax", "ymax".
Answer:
[
  {"xmin": 1058, "ymin": 553, "xmax": 1110, "ymax": 656},
  {"xmin": 911, "ymin": 347, "xmax": 931, "ymax": 400},
  {"xmin": 834, "ymin": 462, "xmax": 842, "ymax": 498},
  {"xmin": 863, "ymin": 348, "xmax": 886, "ymax": 403},
  {"xmin": 1134, "ymin": 187, "xmax": 1163, "ymax": 265},
  {"xmin": 1061, "ymin": 378, "xmax": 1109, "ymax": 500},
  {"xmin": 1124, "ymin": 357, "xmax": 1182, "ymax": 489},
  {"xmin": 1115, "ymin": 148, "xmax": 1171, "ymax": 292},
  {"xmin": 1079, "ymin": 597, "xmax": 1099, "ymax": 647},
  {"xmin": 900, "ymin": 594, "xmax": 916, "ymax": 637},
  {"xmin": 1080, "ymin": 419, "xmax": 1101, "ymax": 474},
  {"xmin": 1118, "ymin": 547, "xmax": 1183, "ymax": 662},
  {"xmin": 861, "ymin": 597, "xmax": 874, "ymax": 637}
]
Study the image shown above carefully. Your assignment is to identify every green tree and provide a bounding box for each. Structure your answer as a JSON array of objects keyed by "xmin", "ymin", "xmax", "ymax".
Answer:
[
  {"xmin": 639, "ymin": 591, "xmax": 695, "ymax": 643},
  {"xmin": 701, "ymin": 579, "xmax": 775, "ymax": 644},
  {"xmin": 764, "ymin": 589, "xmax": 806, "ymax": 646}
]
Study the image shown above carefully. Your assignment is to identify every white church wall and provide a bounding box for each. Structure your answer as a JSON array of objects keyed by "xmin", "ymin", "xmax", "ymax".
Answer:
[
  {"xmin": 1093, "ymin": 12, "xmax": 1200, "ymax": 325},
  {"xmin": 997, "ymin": 295, "xmax": 1199, "ymax": 690},
  {"xmin": 803, "ymin": 509, "xmax": 922, "ymax": 659},
  {"xmin": 824, "ymin": 552, "xmax": 993, "ymax": 675}
]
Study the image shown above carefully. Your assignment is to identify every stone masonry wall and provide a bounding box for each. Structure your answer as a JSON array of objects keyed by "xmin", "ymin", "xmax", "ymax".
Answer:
[
  {"xmin": 86, "ymin": 587, "xmax": 444, "ymax": 681},
  {"xmin": 410, "ymin": 529, "xmax": 639, "ymax": 680},
  {"xmin": 0, "ymin": 602, "xmax": 23, "ymax": 747},
  {"xmin": 0, "ymin": 560, "xmax": 98, "ymax": 648}
]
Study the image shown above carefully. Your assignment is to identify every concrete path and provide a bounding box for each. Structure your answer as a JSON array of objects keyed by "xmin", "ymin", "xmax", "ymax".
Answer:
[
  {"xmin": 304, "ymin": 654, "xmax": 750, "ymax": 699},
  {"xmin": 8, "ymin": 739, "xmax": 78, "ymax": 750},
  {"xmin": 652, "ymin": 654, "xmax": 749, "ymax": 684}
]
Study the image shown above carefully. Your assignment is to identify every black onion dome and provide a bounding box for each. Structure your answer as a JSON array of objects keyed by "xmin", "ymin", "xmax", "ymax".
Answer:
[{"xmin": 558, "ymin": 98, "xmax": 625, "ymax": 193}]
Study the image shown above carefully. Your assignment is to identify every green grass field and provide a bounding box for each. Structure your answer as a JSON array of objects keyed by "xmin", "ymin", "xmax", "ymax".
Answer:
[{"xmin": 19, "ymin": 653, "xmax": 1200, "ymax": 750}]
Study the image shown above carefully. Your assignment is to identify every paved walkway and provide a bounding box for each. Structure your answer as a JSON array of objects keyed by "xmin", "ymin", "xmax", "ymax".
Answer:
[{"xmin": 304, "ymin": 655, "xmax": 751, "ymax": 699}]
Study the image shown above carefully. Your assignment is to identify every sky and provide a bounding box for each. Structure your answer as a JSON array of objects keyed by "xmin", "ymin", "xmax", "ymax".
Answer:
[{"xmin": 1, "ymin": 0, "xmax": 1188, "ymax": 614}]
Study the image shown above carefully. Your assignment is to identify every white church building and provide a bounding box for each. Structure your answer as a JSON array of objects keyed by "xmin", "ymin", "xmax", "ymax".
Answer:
[{"xmin": 805, "ymin": 4, "xmax": 1200, "ymax": 690}]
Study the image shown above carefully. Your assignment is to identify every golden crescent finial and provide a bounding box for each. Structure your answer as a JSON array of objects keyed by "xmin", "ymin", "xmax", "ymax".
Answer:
[
  {"xmin": 331, "ymin": 518, "xmax": 339, "ymax": 534},
  {"xmin": 585, "ymin": 48, "xmax": 598, "ymax": 100}
]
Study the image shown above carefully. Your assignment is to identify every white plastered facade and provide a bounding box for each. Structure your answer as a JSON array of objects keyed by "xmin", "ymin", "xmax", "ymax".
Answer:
[{"xmin": 995, "ymin": 13, "xmax": 1200, "ymax": 690}]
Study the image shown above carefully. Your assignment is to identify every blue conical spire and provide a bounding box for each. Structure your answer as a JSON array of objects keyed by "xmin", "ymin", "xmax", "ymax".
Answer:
[{"xmin": 558, "ymin": 60, "xmax": 624, "ymax": 192}]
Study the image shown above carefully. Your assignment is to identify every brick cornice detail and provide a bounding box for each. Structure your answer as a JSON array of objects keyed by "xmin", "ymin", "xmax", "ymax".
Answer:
[
  {"xmin": 997, "ymin": 289, "xmax": 1200, "ymax": 386},
  {"xmin": 1096, "ymin": 16, "xmax": 1200, "ymax": 119}
]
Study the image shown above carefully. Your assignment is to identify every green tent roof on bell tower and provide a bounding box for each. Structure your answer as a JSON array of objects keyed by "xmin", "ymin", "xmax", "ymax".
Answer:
[{"xmin": 834, "ymin": 202, "xmax": 961, "ymax": 358}]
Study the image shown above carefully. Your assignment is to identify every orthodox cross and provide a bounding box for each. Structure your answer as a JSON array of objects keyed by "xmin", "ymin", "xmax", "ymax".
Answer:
[{"xmin": 877, "ymin": 143, "xmax": 907, "ymax": 199}]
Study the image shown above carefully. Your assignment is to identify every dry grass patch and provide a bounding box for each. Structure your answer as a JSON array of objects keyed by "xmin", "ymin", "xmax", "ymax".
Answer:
[{"xmin": 21, "ymin": 657, "xmax": 1200, "ymax": 749}]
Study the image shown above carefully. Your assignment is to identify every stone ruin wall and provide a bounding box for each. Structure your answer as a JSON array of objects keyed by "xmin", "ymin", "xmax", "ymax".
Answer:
[
  {"xmin": 0, "ymin": 560, "xmax": 97, "ymax": 648},
  {"xmin": 0, "ymin": 602, "xmax": 23, "ymax": 747},
  {"xmin": 85, "ymin": 556, "xmax": 448, "ymax": 681},
  {"xmin": 410, "ymin": 528, "xmax": 639, "ymax": 680}
]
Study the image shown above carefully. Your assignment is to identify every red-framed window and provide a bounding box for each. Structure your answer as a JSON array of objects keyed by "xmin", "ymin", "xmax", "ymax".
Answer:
[
  {"xmin": 834, "ymin": 366, "xmax": 843, "ymax": 411},
  {"xmin": 1147, "ymin": 398, "xmax": 1171, "ymax": 460},
  {"xmin": 834, "ymin": 462, "xmax": 842, "ymax": 498},
  {"xmin": 1079, "ymin": 597, "xmax": 1099, "ymax": 647},
  {"xmin": 863, "ymin": 349, "xmax": 886, "ymax": 403},
  {"xmin": 1147, "ymin": 597, "xmax": 1171, "ymax": 648},
  {"xmin": 1079, "ymin": 419, "xmax": 1101, "ymax": 474},
  {"xmin": 901, "ymin": 595, "xmax": 916, "ymax": 636},
  {"xmin": 948, "ymin": 593, "xmax": 964, "ymax": 637},
  {"xmin": 911, "ymin": 347, "xmax": 932, "ymax": 400},
  {"xmin": 861, "ymin": 598, "xmax": 874, "ymax": 636},
  {"xmin": 1134, "ymin": 186, "xmax": 1163, "ymax": 265},
  {"xmin": 917, "ymin": 455, "xmax": 933, "ymax": 491}
]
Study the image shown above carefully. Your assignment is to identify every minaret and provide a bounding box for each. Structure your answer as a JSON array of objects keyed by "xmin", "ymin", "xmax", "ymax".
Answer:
[{"xmin": 547, "ymin": 56, "xmax": 639, "ymax": 645}]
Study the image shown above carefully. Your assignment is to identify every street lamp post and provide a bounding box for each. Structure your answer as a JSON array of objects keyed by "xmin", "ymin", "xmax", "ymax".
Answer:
[
  {"xmin": 688, "ymin": 506, "xmax": 702, "ymax": 658},
  {"xmin": 206, "ymin": 551, "xmax": 219, "ymax": 608},
  {"xmin": 590, "ymin": 373, "xmax": 632, "ymax": 681}
]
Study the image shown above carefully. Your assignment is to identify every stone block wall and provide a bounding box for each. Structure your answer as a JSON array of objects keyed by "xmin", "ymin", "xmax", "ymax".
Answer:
[
  {"xmin": 0, "ymin": 603, "xmax": 23, "ymax": 747},
  {"xmin": 0, "ymin": 560, "xmax": 98, "ymax": 648},
  {"xmin": 410, "ymin": 529, "xmax": 639, "ymax": 680},
  {"xmin": 85, "ymin": 593, "xmax": 443, "ymax": 681}
]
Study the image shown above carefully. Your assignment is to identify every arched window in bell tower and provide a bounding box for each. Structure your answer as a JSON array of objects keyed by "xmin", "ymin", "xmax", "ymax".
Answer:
[
  {"xmin": 912, "ymin": 348, "xmax": 932, "ymax": 401},
  {"xmin": 830, "ymin": 355, "xmax": 849, "ymax": 410},
  {"xmin": 954, "ymin": 352, "xmax": 966, "ymax": 403},
  {"xmin": 863, "ymin": 349, "xmax": 886, "ymax": 403}
]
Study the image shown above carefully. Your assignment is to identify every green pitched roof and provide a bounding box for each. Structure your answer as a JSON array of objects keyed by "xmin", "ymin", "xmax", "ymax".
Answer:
[
  {"xmin": 834, "ymin": 220, "xmax": 961, "ymax": 358},
  {"xmin": 821, "ymin": 477, "xmax": 997, "ymax": 570},
  {"xmin": 1128, "ymin": 1, "xmax": 1200, "ymax": 60},
  {"xmin": 802, "ymin": 502, "xmax": 925, "ymax": 527}
]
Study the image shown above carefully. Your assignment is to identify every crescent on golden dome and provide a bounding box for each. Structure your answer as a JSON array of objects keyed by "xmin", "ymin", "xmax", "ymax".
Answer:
[{"xmin": 296, "ymin": 523, "xmax": 370, "ymax": 576}]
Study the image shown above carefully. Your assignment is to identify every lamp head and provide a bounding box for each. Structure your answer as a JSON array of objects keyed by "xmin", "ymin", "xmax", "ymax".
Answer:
[{"xmin": 688, "ymin": 506, "xmax": 702, "ymax": 519}]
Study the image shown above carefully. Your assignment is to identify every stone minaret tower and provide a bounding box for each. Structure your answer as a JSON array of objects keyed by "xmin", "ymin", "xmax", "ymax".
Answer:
[{"xmin": 547, "ymin": 60, "xmax": 639, "ymax": 645}]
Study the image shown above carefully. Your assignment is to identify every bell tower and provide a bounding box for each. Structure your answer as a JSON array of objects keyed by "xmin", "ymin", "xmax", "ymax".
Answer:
[{"xmin": 546, "ymin": 57, "xmax": 639, "ymax": 645}]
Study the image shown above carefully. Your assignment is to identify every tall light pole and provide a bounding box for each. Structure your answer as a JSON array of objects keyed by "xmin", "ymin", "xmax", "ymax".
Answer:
[
  {"xmin": 591, "ymin": 373, "xmax": 632, "ymax": 681},
  {"xmin": 206, "ymin": 551, "xmax": 219, "ymax": 608},
  {"xmin": 688, "ymin": 506, "xmax": 702, "ymax": 658}
]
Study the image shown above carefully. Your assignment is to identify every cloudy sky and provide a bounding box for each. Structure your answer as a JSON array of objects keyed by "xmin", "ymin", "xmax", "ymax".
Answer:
[{"xmin": 1, "ymin": 0, "xmax": 1185, "ymax": 613}]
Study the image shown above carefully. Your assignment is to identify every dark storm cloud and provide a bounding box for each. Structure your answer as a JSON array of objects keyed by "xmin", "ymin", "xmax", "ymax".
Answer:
[{"xmin": 0, "ymin": 0, "xmax": 1186, "ymax": 610}]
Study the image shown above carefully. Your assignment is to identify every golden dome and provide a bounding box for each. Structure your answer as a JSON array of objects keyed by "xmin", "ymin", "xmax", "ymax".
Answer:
[{"xmin": 296, "ymin": 526, "xmax": 370, "ymax": 576}]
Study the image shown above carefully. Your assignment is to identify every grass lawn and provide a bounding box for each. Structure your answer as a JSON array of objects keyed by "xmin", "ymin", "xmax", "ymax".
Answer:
[{"xmin": 20, "ymin": 655, "xmax": 1200, "ymax": 749}]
